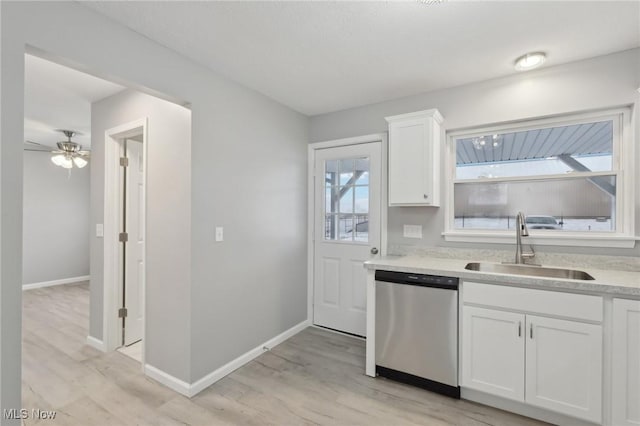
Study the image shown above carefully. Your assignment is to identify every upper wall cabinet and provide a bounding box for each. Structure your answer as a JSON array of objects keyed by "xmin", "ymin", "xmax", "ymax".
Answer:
[{"xmin": 386, "ymin": 109, "xmax": 443, "ymax": 207}]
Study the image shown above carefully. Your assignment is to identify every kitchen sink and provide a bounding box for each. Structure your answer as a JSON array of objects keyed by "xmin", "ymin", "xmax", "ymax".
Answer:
[{"xmin": 464, "ymin": 262, "xmax": 595, "ymax": 280}]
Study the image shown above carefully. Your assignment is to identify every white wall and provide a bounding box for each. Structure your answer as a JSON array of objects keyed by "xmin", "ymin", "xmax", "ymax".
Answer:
[
  {"xmin": 91, "ymin": 89, "xmax": 192, "ymax": 381},
  {"xmin": 1, "ymin": 1, "xmax": 309, "ymax": 416},
  {"xmin": 310, "ymin": 49, "xmax": 640, "ymax": 257},
  {"xmin": 23, "ymin": 151, "xmax": 90, "ymax": 285}
]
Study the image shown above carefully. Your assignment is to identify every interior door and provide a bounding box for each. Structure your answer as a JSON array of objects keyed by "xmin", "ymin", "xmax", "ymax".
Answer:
[
  {"xmin": 124, "ymin": 139, "xmax": 144, "ymax": 346},
  {"xmin": 313, "ymin": 142, "xmax": 381, "ymax": 336}
]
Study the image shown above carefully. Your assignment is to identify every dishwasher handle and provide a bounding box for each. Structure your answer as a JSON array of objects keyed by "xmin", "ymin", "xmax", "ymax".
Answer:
[{"xmin": 375, "ymin": 270, "xmax": 459, "ymax": 290}]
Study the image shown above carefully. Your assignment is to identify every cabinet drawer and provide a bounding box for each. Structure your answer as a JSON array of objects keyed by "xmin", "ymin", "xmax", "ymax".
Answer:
[{"xmin": 463, "ymin": 281, "xmax": 602, "ymax": 322}]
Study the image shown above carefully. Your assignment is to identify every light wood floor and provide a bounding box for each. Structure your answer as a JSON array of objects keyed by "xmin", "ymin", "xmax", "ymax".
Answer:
[{"xmin": 22, "ymin": 283, "xmax": 548, "ymax": 425}]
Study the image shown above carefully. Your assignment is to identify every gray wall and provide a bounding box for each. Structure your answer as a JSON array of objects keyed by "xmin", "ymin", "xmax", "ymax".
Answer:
[
  {"xmin": 23, "ymin": 151, "xmax": 90, "ymax": 285},
  {"xmin": 1, "ymin": 1, "xmax": 309, "ymax": 414},
  {"xmin": 310, "ymin": 49, "xmax": 640, "ymax": 257},
  {"xmin": 91, "ymin": 89, "xmax": 192, "ymax": 381},
  {"xmin": 189, "ymin": 81, "xmax": 308, "ymax": 381}
]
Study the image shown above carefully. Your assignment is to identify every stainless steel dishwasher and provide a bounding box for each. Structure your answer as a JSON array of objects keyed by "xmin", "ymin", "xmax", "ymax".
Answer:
[{"xmin": 375, "ymin": 270, "xmax": 460, "ymax": 398}]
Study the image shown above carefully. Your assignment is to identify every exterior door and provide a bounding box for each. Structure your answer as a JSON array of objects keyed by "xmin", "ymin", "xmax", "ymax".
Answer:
[
  {"xmin": 123, "ymin": 139, "xmax": 144, "ymax": 346},
  {"xmin": 461, "ymin": 306, "xmax": 525, "ymax": 401},
  {"xmin": 313, "ymin": 142, "xmax": 381, "ymax": 336}
]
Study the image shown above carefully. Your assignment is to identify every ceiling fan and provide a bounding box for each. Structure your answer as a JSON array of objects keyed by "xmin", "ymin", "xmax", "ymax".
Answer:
[{"xmin": 24, "ymin": 130, "xmax": 90, "ymax": 169}]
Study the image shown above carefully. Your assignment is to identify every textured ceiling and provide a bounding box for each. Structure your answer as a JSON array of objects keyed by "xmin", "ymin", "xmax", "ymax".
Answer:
[
  {"xmin": 24, "ymin": 54, "xmax": 124, "ymax": 149},
  {"xmin": 83, "ymin": 1, "xmax": 640, "ymax": 116}
]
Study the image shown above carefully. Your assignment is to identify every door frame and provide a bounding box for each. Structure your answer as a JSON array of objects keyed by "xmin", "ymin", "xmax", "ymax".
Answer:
[
  {"xmin": 103, "ymin": 117, "xmax": 148, "ymax": 367},
  {"xmin": 307, "ymin": 133, "xmax": 388, "ymax": 325}
]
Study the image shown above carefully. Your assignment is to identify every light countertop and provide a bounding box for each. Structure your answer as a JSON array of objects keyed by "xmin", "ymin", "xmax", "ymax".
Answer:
[{"xmin": 365, "ymin": 255, "xmax": 640, "ymax": 297}]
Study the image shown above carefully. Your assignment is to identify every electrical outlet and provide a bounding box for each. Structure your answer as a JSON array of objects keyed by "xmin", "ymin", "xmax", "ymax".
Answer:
[
  {"xmin": 96, "ymin": 224, "xmax": 104, "ymax": 238},
  {"xmin": 215, "ymin": 226, "xmax": 224, "ymax": 242},
  {"xmin": 403, "ymin": 224, "xmax": 423, "ymax": 239}
]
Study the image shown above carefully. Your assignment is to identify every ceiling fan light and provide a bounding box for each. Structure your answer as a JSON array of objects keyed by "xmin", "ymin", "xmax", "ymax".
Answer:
[
  {"xmin": 514, "ymin": 52, "xmax": 546, "ymax": 71},
  {"xmin": 73, "ymin": 157, "xmax": 88, "ymax": 168},
  {"xmin": 60, "ymin": 156, "xmax": 73, "ymax": 169},
  {"xmin": 51, "ymin": 154, "xmax": 66, "ymax": 166}
]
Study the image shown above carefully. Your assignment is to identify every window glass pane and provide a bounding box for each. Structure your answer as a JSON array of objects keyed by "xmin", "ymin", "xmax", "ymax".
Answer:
[
  {"xmin": 325, "ymin": 159, "xmax": 338, "ymax": 184},
  {"xmin": 339, "ymin": 159, "xmax": 354, "ymax": 185},
  {"xmin": 355, "ymin": 158, "xmax": 370, "ymax": 184},
  {"xmin": 323, "ymin": 156, "xmax": 371, "ymax": 242},
  {"xmin": 456, "ymin": 120, "xmax": 613, "ymax": 179},
  {"xmin": 325, "ymin": 187, "xmax": 334, "ymax": 213},
  {"xmin": 324, "ymin": 214, "xmax": 337, "ymax": 240},
  {"xmin": 339, "ymin": 186, "xmax": 354, "ymax": 213},
  {"xmin": 338, "ymin": 214, "xmax": 353, "ymax": 241},
  {"xmin": 354, "ymin": 215, "xmax": 369, "ymax": 242},
  {"xmin": 454, "ymin": 176, "xmax": 616, "ymax": 232},
  {"xmin": 354, "ymin": 186, "xmax": 369, "ymax": 213}
]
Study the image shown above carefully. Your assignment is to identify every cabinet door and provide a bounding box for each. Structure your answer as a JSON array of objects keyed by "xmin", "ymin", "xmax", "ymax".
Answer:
[
  {"xmin": 525, "ymin": 315, "xmax": 602, "ymax": 423},
  {"xmin": 388, "ymin": 118, "xmax": 430, "ymax": 205},
  {"xmin": 612, "ymin": 299, "xmax": 640, "ymax": 426},
  {"xmin": 462, "ymin": 306, "xmax": 525, "ymax": 401}
]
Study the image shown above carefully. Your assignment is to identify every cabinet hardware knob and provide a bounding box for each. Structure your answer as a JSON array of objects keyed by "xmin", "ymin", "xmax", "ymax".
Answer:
[
  {"xmin": 423, "ymin": 194, "xmax": 428, "ymax": 199},
  {"xmin": 370, "ymin": 247, "xmax": 379, "ymax": 255}
]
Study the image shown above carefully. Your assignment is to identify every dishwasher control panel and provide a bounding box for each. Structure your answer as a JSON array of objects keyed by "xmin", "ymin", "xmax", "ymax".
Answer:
[{"xmin": 375, "ymin": 270, "xmax": 459, "ymax": 289}]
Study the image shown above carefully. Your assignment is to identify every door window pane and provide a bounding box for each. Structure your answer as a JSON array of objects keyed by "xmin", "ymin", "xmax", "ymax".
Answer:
[
  {"xmin": 325, "ymin": 159, "xmax": 339, "ymax": 183},
  {"xmin": 354, "ymin": 215, "xmax": 369, "ymax": 242},
  {"xmin": 338, "ymin": 214, "xmax": 353, "ymax": 240},
  {"xmin": 355, "ymin": 158, "xmax": 370, "ymax": 184},
  {"xmin": 324, "ymin": 156, "xmax": 370, "ymax": 242},
  {"xmin": 354, "ymin": 186, "xmax": 369, "ymax": 214},
  {"xmin": 325, "ymin": 187, "xmax": 333, "ymax": 213},
  {"xmin": 339, "ymin": 187, "xmax": 354, "ymax": 213},
  {"xmin": 339, "ymin": 159, "xmax": 354, "ymax": 185}
]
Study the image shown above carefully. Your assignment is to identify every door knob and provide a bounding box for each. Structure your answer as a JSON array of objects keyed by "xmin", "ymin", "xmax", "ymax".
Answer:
[{"xmin": 370, "ymin": 247, "xmax": 379, "ymax": 255}]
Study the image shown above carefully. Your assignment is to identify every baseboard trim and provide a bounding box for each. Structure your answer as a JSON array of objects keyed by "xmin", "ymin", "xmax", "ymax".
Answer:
[
  {"xmin": 85, "ymin": 336, "xmax": 106, "ymax": 352},
  {"xmin": 144, "ymin": 364, "xmax": 191, "ymax": 397},
  {"xmin": 189, "ymin": 319, "xmax": 310, "ymax": 397},
  {"xmin": 23, "ymin": 275, "xmax": 90, "ymax": 290}
]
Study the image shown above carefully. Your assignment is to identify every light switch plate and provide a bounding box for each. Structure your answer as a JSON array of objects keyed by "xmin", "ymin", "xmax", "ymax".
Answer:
[
  {"xmin": 403, "ymin": 224, "xmax": 423, "ymax": 239},
  {"xmin": 215, "ymin": 226, "xmax": 224, "ymax": 242},
  {"xmin": 96, "ymin": 224, "xmax": 104, "ymax": 238}
]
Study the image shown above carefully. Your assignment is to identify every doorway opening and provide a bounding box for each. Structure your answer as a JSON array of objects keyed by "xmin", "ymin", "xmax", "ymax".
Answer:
[{"xmin": 104, "ymin": 120, "xmax": 147, "ymax": 364}]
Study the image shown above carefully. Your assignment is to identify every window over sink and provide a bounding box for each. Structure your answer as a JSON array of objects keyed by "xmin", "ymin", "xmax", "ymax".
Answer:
[{"xmin": 444, "ymin": 108, "xmax": 636, "ymax": 248}]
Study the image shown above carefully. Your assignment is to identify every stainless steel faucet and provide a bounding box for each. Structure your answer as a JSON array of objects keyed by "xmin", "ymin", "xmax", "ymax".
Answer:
[{"xmin": 515, "ymin": 212, "xmax": 535, "ymax": 264}]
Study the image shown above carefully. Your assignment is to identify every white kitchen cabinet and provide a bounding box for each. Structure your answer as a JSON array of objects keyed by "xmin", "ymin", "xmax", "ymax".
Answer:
[
  {"xmin": 462, "ymin": 306, "xmax": 525, "ymax": 401},
  {"xmin": 385, "ymin": 109, "xmax": 443, "ymax": 206},
  {"xmin": 525, "ymin": 315, "xmax": 602, "ymax": 423},
  {"xmin": 612, "ymin": 298, "xmax": 640, "ymax": 426},
  {"xmin": 462, "ymin": 282, "xmax": 603, "ymax": 423}
]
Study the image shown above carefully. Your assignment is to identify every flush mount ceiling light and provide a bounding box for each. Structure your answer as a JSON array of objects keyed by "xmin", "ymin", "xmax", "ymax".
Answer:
[
  {"xmin": 50, "ymin": 130, "xmax": 90, "ymax": 169},
  {"xmin": 514, "ymin": 52, "xmax": 546, "ymax": 71}
]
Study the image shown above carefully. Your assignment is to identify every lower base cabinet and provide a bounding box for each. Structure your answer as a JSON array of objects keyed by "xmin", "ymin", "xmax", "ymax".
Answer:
[
  {"xmin": 612, "ymin": 299, "xmax": 640, "ymax": 426},
  {"xmin": 461, "ymin": 283, "xmax": 603, "ymax": 424},
  {"xmin": 462, "ymin": 307, "xmax": 525, "ymax": 401},
  {"xmin": 525, "ymin": 315, "xmax": 602, "ymax": 422},
  {"xmin": 462, "ymin": 308, "xmax": 602, "ymax": 423}
]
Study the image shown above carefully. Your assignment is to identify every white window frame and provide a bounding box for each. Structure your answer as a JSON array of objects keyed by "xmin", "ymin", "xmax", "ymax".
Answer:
[{"xmin": 443, "ymin": 107, "xmax": 637, "ymax": 248}]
